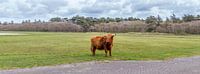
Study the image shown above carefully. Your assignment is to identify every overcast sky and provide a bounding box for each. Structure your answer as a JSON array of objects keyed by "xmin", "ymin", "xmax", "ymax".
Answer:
[{"xmin": 0, "ymin": 0, "xmax": 200, "ymax": 22}]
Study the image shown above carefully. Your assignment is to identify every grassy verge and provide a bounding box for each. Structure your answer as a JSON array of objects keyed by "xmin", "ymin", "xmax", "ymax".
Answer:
[{"xmin": 0, "ymin": 32, "xmax": 200, "ymax": 69}]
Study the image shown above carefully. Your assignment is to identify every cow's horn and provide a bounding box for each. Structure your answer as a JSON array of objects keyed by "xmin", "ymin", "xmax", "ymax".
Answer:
[{"xmin": 112, "ymin": 33, "xmax": 116, "ymax": 36}]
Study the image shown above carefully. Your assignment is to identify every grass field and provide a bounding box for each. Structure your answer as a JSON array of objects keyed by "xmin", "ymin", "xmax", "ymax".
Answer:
[{"xmin": 1, "ymin": 32, "xmax": 200, "ymax": 69}]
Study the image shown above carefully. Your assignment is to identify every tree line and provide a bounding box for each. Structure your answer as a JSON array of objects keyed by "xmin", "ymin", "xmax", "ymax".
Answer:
[{"xmin": 0, "ymin": 14, "xmax": 200, "ymax": 34}]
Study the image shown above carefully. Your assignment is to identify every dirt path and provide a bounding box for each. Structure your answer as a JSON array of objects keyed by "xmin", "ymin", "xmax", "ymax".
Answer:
[{"xmin": 1, "ymin": 56, "xmax": 200, "ymax": 74}]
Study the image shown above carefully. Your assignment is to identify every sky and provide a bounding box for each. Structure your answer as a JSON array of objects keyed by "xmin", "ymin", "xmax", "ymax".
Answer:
[{"xmin": 0, "ymin": 0, "xmax": 200, "ymax": 23}]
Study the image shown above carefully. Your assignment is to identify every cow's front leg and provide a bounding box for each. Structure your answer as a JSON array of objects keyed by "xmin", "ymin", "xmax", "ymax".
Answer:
[
  {"xmin": 108, "ymin": 46, "xmax": 112, "ymax": 56},
  {"xmin": 104, "ymin": 45, "xmax": 108, "ymax": 57},
  {"xmin": 105, "ymin": 49, "xmax": 108, "ymax": 57},
  {"xmin": 109, "ymin": 50, "xmax": 112, "ymax": 56}
]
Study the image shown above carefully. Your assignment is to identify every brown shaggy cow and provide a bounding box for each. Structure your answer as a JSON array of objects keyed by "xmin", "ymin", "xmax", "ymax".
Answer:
[{"xmin": 90, "ymin": 34, "xmax": 116, "ymax": 57}]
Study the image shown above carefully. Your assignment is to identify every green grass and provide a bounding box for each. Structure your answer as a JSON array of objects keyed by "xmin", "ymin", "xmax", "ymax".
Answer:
[{"xmin": 1, "ymin": 32, "xmax": 200, "ymax": 69}]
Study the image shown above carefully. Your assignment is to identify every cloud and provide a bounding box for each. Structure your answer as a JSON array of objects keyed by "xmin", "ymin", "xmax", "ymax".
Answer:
[{"xmin": 0, "ymin": 0, "xmax": 200, "ymax": 22}]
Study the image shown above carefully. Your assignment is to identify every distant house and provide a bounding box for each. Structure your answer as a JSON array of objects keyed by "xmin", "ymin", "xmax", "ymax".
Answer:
[{"xmin": 192, "ymin": 18, "xmax": 200, "ymax": 21}]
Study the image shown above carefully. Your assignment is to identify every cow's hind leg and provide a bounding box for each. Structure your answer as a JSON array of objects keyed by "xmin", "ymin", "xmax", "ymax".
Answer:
[{"xmin": 91, "ymin": 46, "xmax": 96, "ymax": 56}]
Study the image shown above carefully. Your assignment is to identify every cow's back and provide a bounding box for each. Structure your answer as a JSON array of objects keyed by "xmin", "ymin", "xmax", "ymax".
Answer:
[{"xmin": 91, "ymin": 36, "xmax": 105, "ymax": 49}]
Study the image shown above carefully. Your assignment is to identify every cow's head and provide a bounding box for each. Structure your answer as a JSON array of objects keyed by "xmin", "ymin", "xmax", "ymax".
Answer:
[{"xmin": 103, "ymin": 34, "xmax": 116, "ymax": 45}]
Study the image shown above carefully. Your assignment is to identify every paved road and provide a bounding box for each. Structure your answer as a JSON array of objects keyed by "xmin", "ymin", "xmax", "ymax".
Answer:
[{"xmin": 1, "ymin": 56, "xmax": 200, "ymax": 74}]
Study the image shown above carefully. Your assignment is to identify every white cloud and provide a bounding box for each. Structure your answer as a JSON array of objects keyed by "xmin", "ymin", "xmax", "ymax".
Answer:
[{"xmin": 0, "ymin": 0, "xmax": 200, "ymax": 22}]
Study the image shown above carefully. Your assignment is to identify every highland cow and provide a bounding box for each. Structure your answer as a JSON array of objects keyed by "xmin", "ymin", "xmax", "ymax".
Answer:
[{"xmin": 90, "ymin": 34, "xmax": 116, "ymax": 56}]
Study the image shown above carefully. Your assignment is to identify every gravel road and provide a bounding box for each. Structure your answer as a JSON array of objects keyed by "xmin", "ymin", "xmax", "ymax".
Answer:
[{"xmin": 1, "ymin": 56, "xmax": 200, "ymax": 74}]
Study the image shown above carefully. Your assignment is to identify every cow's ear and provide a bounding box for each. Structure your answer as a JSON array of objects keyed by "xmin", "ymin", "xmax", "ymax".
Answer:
[
  {"xmin": 111, "ymin": 35, "xmax": 114, "ymax": 39},
  {"xmin": 112, "ymin": 34, "xmax": 116, "ymax": 37}
]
